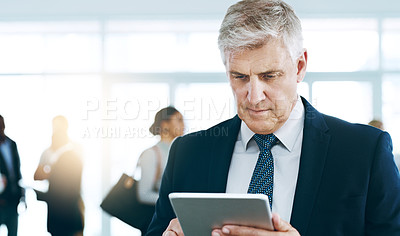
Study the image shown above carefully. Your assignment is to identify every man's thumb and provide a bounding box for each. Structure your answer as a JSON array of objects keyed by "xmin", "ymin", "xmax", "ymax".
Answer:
[{"xmin": 272, "ymin": 213, "xmax": 291, "ymax": 231}]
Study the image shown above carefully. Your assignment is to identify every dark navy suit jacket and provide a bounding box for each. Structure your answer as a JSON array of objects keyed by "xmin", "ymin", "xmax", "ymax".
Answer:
[
  {"xmin": 0, "ymin": 137, "xmax": 23, "ymax": 206},
  {"xmin": 146, "ymin": 98, "xmax": 400, "ymax": 235}
]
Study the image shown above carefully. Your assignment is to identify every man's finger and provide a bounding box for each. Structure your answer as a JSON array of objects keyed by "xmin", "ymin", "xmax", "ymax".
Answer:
[
  {"xmin": 163, "ymin": 218, "xmax": 184, "ymax": 236},
  {"xmin": 272, "ymin": 213, "xmax": 300, "ymax": 234},
  {"xmin": 163, "ymin": 231, "xmax": 178, "ymax": 236},
  {"xmin": 211, "ymin": 229, "xmax": 225, "ymax": 236},
  {"xmin": 272, "ymin": 213, "xmax": 292, "ymax": 231},
  {"xmin": 218, "ymin": 225, "xmax": 268, "ymax": 236}
]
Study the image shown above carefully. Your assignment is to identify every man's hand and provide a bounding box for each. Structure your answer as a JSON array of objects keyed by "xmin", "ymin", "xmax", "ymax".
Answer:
[
  {"xmin": 211, "ymin": 213, "xmax": 300, "ymax": 236},
  {"xmin": 162, "ymin": 218, "xmax": 184, "ymax": 236}
]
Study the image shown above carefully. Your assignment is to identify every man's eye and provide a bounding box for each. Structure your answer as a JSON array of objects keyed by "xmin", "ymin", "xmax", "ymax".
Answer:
[
  {"xmin": 260, "ymin": 73, "xmax": 278, "ymax": 80},
  {"xmin": 233, "ymin": 74, "xmax": 247, "ymax": 80}
]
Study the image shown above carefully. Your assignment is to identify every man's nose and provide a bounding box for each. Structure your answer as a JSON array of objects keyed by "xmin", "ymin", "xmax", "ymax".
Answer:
[{"xmin": 247, "ymin": 77, "xmax": 266, "ymax": 105}]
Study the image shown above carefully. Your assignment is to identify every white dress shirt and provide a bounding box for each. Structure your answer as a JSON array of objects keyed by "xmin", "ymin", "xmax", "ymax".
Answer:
[
  {"xmin": 225, "ymin": 96, "xmax": 305, "ymax": 222},
  {"xmin": 137, "ymin": 141, "xmax": 170, "ymax": 205}
]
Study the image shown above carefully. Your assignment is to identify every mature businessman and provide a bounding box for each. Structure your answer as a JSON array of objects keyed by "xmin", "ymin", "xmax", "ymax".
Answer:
[{"xmin": 146, "ymin": 0, "xmax": 400, "ymax": 235}]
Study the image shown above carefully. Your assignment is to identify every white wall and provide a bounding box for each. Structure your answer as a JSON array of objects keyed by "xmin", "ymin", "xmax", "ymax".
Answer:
[{"xmin": 1, "ymin": 0, "xmax": 399, "ymax": 19}]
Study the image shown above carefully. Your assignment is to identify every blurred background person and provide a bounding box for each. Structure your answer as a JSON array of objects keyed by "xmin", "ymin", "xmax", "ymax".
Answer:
[
  {"xmin": 34, "ymin": 115, "xmax": 84, "ymax": 236},
  {"xmin": 0, "ymin": 114, "xmax": 25, "ymax": 236},
  {"xmin": 136, "ymin": 106, "xmax": 184, "ymax": 235},
  {"xmin": 368, "ymin": 119, "xmax": 384, "ymax": 130}
]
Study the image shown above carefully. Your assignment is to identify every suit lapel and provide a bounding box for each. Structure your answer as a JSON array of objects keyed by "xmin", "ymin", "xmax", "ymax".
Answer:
[
  {"xmin": 208, "ymin": 115, "xmax": 241, "ymax": 193},
  {"xmin": 290, "ymin": 98, "xmax": 331, "ymax": 234}
]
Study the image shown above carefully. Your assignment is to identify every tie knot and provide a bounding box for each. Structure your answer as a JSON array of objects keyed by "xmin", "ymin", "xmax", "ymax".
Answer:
[{"xmin": 253, "ymin": 133, "xmax": 277, "ymax": 151}]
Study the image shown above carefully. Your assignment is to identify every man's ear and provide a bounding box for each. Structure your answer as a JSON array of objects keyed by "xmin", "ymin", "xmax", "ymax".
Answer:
[{"xmin": 296, "ymin": 49, "xmax": 307, "ymax": 83}]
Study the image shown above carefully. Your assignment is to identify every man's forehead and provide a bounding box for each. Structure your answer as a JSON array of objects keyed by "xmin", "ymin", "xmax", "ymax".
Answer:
[
  {"xmin": 228, "ymin": 56, "xmax": 274, "ymax": 73},
  {"xmin": 226, "ymin": 46, "xmax": 289, "ymax": 74}
]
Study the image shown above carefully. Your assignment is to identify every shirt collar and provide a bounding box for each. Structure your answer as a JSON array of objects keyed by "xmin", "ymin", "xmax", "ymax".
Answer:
[
  {"xmin": 240, "ymin": 121, "xmax": 255, "ymax": 150},
  {"xmin": 240, "ymin": 96, "xmax": 305, "ymax": 152}
]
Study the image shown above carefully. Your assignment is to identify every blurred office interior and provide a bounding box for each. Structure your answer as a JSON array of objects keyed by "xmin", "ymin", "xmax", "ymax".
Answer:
[{"xmin": 0, "ymin": 0, "xmax": 399, "ymax": 235}]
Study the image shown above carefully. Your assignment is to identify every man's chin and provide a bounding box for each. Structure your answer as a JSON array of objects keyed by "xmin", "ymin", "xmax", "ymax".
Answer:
[
  {"xmin": 242, "ymin": 120, "xmax": 274, "ymax": 134},
  {"xmin": 238, "ymin": 113, "xmax": 279, "ymax": 132},
  {"xmin": 241, "ymin": 113, "xmax": 271, "ymax": 123},
  {"xmin": 248, "ymin": 125, "xmax": 275, "ymax": 134}
]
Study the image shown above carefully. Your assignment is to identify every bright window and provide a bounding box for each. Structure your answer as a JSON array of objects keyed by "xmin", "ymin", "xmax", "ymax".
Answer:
[
  {"xmin": 174, "ymin": 83, "xmax": 235, "ymax": 133},
  {"xmin": 383, "ymin": 19, "xmax": 400, "ymax": 70},
  {"xmin": 184, "ymin": 33, "xmax": 224, "ymax": 72},
  {"xmin": 105, "ymin": 20, "xmax": 223, "ymax": 73},
  {"xmin": 303, "ymin": 19, "xmax": 379, "ymax": 72},
  {"xmin": 105, "ymin": 33, "xmax": 179, "ymax": 72},
  {"xmin": 298, "ymin": 82, "xmax": 309, "ymax": 100},
  {"xmin": 312, "ymin": 81, "xmax": 373, "ymax": 123},
  {"xmin": 0, "ymin": 22, "xmax": 101, "ymax": 73},
  {"xmin": 107, "ymin": 83, "xmax": 170, "ymax": 176}
]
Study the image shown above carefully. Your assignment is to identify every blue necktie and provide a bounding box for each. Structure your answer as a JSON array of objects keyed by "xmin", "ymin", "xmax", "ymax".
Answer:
[{"xmin": 247, "ymin": 133, "xmax": 278, "ymax": 209}]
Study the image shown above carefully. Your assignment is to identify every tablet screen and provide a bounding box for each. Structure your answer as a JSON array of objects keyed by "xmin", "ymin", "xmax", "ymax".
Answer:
[{"xmin": 169, "ymin": 192, "xmax": 274, "ymax": 235}]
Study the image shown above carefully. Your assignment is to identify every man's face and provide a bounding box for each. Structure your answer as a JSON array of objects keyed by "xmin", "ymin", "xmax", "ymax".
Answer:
[{"xmin": 226, "ymin": 39, "xmax": 307, "ymax": 134}]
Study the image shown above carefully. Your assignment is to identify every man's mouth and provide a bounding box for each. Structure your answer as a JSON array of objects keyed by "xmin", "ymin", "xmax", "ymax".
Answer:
[{"xmin": 247, "ymin": 108, "xmax": 270, "ymax": 115}]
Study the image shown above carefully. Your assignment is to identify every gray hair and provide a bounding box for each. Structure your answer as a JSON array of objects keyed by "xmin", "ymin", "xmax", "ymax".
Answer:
[{"xmin": 218, "ymin": 0, "xmax": 303, "ymax": 64}]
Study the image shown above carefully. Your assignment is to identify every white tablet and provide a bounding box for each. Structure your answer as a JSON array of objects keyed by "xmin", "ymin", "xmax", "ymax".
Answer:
[{"xmin": 168, "ymin": 192, "xmax": 274, "ymax": 235}]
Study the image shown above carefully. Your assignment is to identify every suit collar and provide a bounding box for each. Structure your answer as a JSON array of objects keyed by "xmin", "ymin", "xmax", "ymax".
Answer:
[
  {"xmin": 290, "ymin": 97, "xmax": 331, "ymax": 234},
  {"xmin": 208, "ymin": 115, "xmax": 241, "ymax": 193}
]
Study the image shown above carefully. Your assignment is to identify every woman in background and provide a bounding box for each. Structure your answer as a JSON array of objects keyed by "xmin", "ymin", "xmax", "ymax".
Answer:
[
  {"xmin": 136, "ymin": 106, "xmax": 184, "ymax": 234},
  {"xmin": 34, "ymin": 116, "xmax": 84, "ymax": 236}
]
